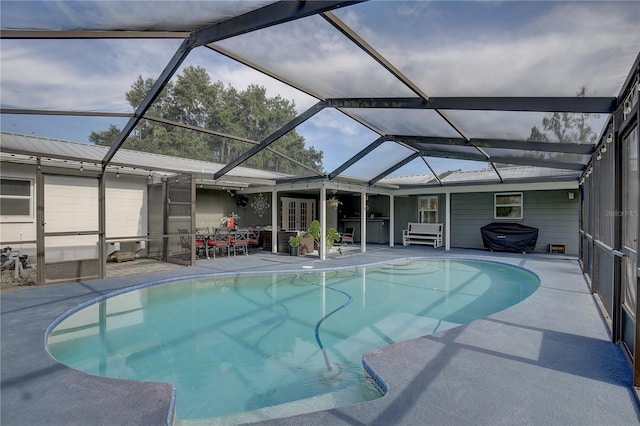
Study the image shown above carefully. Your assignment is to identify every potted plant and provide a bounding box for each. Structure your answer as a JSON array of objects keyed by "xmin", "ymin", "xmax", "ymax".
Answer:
[
  {"xmin": 221, "ymin": 212, "xmax": 240, "ymax": 230},
  {"xmin": 299, "ymin": 233, "xmax": 315, "ymax": 255},
  {"xmin": 327, "ymin": 197, "xmax": 342, "ymax": 208},
  {"xmin": 304, "ymin": 220, "xmax": 341, "ymax": 256},
  {"xmin": 288, "ymin": 234, "xmax": 300, "ymax": 256}
]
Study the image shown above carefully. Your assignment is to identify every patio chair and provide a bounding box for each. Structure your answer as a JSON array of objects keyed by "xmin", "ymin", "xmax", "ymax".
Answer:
[
  {"xmin": 340, "ymin": 228, "xmax": 354, "ymax": 245},
  {"xmin": 177, "ymin": 228, "xmax": 197, "ymax": 261},
  {"xmin": 195, "ymin": 227, "xmax": 209, "ymax": 258},
  {"xmin": 232, "ymin": 229, "xmax": 249, "ymax": 256},
  {"xmin": 247, "ymin": 227, "xmax": 260, "ymax": 253},
  {"xmin": 211, "ymin": 228, "xmax": 230, "ymax": 258}
]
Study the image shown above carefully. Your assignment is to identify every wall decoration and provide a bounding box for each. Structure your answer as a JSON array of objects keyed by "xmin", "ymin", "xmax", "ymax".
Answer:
[{"xmin": 251, "ymin": 193, "xmax": 270, "ymax": 218}]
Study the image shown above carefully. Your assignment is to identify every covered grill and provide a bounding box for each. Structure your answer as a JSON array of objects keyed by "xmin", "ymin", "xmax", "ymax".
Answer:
[{"xmin": 481, "ymin": 223, "xmax": 539, "ymax": 253}]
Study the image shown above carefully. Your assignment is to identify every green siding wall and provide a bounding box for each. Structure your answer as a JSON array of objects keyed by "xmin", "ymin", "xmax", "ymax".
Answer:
[
  {"xmin": 450, "ymin": 189, "xmax": 579, "ymax": 254},
  {"xmin": 195, "ymin": 190, "xmax": 273, "ymax": 230},
  {"xmin": 393, "ymin": 194, "xmax": 447, "ymax": 245},
  {"xmin": 450, "ymin": 192, "xmax": 494, "ymax": 249},
  {"xmin": 393, "ymin": 196, "xmax": 415, "ymax": 243}
]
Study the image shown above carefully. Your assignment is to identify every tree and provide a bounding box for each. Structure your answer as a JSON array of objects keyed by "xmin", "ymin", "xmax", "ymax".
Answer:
[
  {"xmin": 528, "ymin": 87, "xmax": 598, "ymax": 145},
  {"xmin": 90, "ymin": 65, "xmax": 323, "ymax": 174},
  {"xmin": 518, "ymin": 86, "xmax": 599, "ymax": 167}
]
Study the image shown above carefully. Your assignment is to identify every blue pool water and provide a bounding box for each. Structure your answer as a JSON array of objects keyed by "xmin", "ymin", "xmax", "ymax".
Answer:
[{"xmin": 47, "ymin": 258, "xmax": 538, "ymax": 422}]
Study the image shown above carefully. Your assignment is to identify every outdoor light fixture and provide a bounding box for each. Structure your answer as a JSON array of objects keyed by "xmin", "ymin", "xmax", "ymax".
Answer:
[
  {"xmin": 607, "ymin": 134, "xmax": 613, "ymax": 144},
  {"xmin": 596, "ymin": 152, "xmax": 602, "ymax": 161},
  {"xmin": 116, "ymin": 168, "xmax": 120, "ymax": 178},
  {"xmin": 80, "ymin": 162, "xmax": 83, "ymax": 172},
  {"xmin": 568, "ymin": 192, "xmax": 575, "ymax": 200}
]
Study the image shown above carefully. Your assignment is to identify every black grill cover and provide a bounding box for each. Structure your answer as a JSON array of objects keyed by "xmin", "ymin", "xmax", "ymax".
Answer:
[{"xmin": 481, "ymin": 222, "xmax": 538, "ymax": 253}]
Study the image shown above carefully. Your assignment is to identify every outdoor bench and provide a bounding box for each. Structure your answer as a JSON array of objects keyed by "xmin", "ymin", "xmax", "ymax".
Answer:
[{"xmin": 402, "ymin": 222, "xmax": 443, "ymax": 247}]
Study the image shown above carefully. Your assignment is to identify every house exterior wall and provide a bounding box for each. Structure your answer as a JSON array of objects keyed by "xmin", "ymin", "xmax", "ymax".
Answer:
[
  {"xmin": 106, "ymin": 174, "xmax": 148, "ymax": 239},
  {"xmin": 195, "ymin": 189, "xmax": 228, "ymax": 230},
  {"xmin": 44, "ymin": 174, "xmax": 99, "ymax": 262},
  {"xmin": 0, "ymin": 162, "xmax": 149, "ymax": 258},
  {"xmin": 393, "ymin": 196, "xmax": 414, "ymax": 243},
  {"xmin": 367, "ymin": 195, "xmax": 390, "ymax": 218},
  {"xmin": 195, "ymin": 190, "xmax": 273, "ymax": 230},
  {"xmin": 393, "ymin": 194, "xmax": 447, "ymax": 245},
  {"xmin": 0, "ymin": 162, "xmax": 37, "ymax": 247},
  {"xmin": 450, "ymin": 189, "xmax": 579, "ymax": 254},
  {"xmin": 2, "ymin": 160, "xmax": 579, "ymax": 257}
]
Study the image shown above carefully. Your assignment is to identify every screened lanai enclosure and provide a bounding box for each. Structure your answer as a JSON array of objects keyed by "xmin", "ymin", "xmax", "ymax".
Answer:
[{"xmin": 1, "ymin": 0, "xmax": 639, "ymax": 393}]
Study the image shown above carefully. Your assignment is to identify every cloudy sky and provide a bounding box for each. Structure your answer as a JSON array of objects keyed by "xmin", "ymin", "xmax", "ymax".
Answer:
[{"xmin": 1, "ymin": 1, "xmax": 638, "ymax": 178}]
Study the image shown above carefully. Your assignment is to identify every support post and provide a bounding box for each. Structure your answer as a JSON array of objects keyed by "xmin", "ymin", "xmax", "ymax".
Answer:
[
  {"xmin": 445, "ymin": 191, "xmax": 451, "ymax": 251},
  {"xmin": 360, "ymin": 191, "xmax": 367, "ymax": 253},
  {"xmin": 98, "ymin": 172, "xmax": 106, "ymax": 277},
  {"xmin": 35, "ymin": 158, "xmax": 44, "ymax": 285},
  {"xmin": 271, "ymin": 190, "xmax": 278, "ymax": 253},
  {"xmin": 389, "ymin": 195, "xmax": 395, "ymax": 247},
  {"xmin": 320, "ymin": 186, "xmax": 327, "ymax": 260}
]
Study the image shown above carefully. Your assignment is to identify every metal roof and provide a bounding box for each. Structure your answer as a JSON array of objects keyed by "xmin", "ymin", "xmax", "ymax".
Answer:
[
  {"xmin": 1, "ymin": 0, "xmax": 638, "ymax": 187},
  {"xmin": 378, "ymin": 174, "xmax": 436, "ymax": 186},
  {"xmin": 0, "ymin": 132, "xmax": 288, "ymax": 185},
  {"xmin": 441, "ymin": 166, "xmax": 580, "ymax": 183}
]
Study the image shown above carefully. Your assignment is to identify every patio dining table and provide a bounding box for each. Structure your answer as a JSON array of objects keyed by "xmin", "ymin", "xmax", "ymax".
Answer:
[{"xmin": 198, "ymin": 227, "xmax": 260, "ymax": 258}]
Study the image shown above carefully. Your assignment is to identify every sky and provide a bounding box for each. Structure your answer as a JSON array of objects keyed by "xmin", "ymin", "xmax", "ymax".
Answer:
[{"xmin": 1, "ymin": 1, "xmax": 638, "ymax": 179}]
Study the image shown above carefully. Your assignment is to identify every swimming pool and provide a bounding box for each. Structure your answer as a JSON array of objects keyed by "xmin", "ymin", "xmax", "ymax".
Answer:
[{"xmin": 46, "ymin": 258, "xmax": 539, "ymax": 422}]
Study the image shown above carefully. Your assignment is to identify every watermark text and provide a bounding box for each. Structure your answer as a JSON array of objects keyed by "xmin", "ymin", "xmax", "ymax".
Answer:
[{"xmin": 604, "ymin": 209, "xmax": 639, "ymax": 217}]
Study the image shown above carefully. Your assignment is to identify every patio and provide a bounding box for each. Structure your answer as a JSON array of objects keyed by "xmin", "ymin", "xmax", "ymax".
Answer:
[{"xmin": 1, "ymin": 247, "xmax": 638, "ymax": 425}]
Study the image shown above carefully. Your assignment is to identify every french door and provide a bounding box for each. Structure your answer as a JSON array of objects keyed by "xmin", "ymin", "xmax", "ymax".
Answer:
[{"xmin": 281, "ymin": 197, "xmax": 315, "ymax": 231}]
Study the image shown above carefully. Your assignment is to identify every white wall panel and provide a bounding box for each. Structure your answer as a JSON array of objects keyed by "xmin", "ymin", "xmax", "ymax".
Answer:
[
  {"xmin": 105, "ymin": 175, "xmax": 147, "ymax": 238},
  {"xmin": 44, "ymin": 175, "xmax": 98, "ymax": 233}
]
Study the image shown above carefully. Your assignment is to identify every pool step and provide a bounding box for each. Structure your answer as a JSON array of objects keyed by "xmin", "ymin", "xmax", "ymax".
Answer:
[{"xmin": 176, "ymin": 386, "xmax": 367, "ymax": 425}]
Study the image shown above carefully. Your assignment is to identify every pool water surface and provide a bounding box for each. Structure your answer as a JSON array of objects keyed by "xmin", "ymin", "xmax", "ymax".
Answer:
[{"xmin": 46, "ymin": 258, "xmax": 539, "ymax": 421}]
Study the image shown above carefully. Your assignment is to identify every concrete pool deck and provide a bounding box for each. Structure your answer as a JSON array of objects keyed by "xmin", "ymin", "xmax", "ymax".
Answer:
[{"xmin": 2, "ymin": 247, "xmax": 639, "ymax": 425}]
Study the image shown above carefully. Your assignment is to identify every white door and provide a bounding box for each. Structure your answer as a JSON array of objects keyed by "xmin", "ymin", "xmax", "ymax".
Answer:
[{"xmin": 281, "ymin": 197, "xmax": 315, "ymax": 231}]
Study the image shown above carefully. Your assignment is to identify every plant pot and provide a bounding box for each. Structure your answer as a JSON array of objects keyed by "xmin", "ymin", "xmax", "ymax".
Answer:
[
  {"xmin": 299, "ymin": 236, "xmax": 314, "ymax": 255},
  {"xmin": 289, "ymin": 246, "xmax": 299, "ymax": 256}
]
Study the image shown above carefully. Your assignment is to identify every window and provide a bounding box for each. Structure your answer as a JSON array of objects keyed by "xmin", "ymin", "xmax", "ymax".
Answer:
[
  {"xmin": 418, "ymin": 196, "xmax": 438, "ymax": 223},
  {"xmin": 0, "ymin": 178, "xmax": 32, "ymax": 218},
  {"xmin": 495, "ymin": 192, "xmax": 522, "ymax": 220}
]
